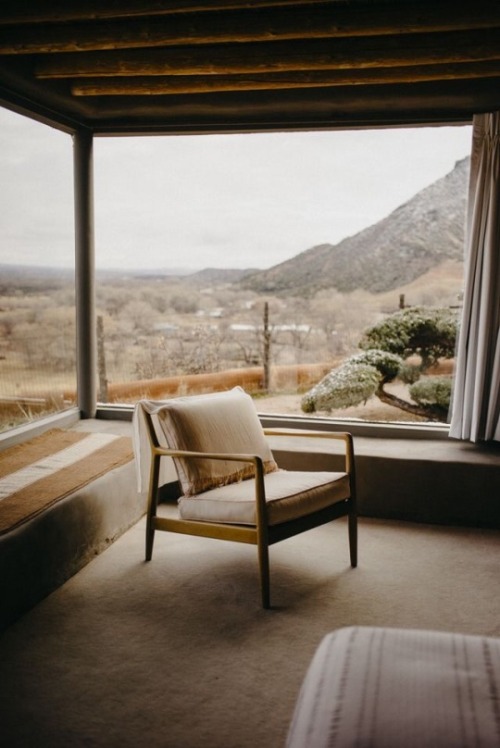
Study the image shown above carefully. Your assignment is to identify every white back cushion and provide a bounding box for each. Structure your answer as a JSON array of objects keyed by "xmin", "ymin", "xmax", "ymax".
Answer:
[{"xmin": 156, "ymin": 387, "xmax": 278, "ymax": 496}]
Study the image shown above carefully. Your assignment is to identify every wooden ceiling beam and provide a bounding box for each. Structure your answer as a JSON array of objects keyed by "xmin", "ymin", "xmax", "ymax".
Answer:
[
  {"xmin": 2, "ymin": 4, "xmax": 500, "ymax": 55},
  {"xmin": 0, "ymin": 1, "xmax": 328, "ymax": 25},
  {"xmin": 71, "ymin": 62, "xmax": 500, "ymax": 96},
  {"xmin": 81, "ymin": 78, "xmax": 496, "ymax": 132},
  {"xmin": 35, "ymin": 32, "xmax": 500, "ymax": 79},
  {"xmin": 1, "ymin": 1, "xmax": 499, "ymax": 131}
]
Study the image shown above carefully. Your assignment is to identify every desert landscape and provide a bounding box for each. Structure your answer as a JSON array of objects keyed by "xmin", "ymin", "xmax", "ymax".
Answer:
[{"xmin": 0, "ymin": 156, "xmax": 464, "ymax": 432}]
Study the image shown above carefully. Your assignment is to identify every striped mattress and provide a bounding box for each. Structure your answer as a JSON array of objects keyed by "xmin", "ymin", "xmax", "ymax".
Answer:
[{"xmin": 286, "ymin": 626, "xmax": 500, "ymax": 747}]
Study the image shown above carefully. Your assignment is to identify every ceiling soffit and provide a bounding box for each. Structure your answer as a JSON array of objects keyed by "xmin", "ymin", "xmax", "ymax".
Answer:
[{"xmin": 0, "ymin": 1, "xmax": 499, "ymax": 133}]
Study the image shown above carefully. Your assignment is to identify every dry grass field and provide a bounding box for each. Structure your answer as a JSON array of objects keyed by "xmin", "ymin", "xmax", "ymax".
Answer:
[{"xmin": 0, "ymin": 260, "xmax": 460, "ymax": 432}]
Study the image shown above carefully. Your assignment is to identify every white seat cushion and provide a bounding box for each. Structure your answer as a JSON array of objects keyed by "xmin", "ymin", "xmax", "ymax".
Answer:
[{"xmin": 178, "ymin": 470, "xmax": 350, "ymax": 526}]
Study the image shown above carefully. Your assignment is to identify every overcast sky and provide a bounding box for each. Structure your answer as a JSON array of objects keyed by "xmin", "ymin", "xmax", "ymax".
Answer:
[{"xmin": 0, "ymin": 105, "xmax": 472, "ymax": 272}]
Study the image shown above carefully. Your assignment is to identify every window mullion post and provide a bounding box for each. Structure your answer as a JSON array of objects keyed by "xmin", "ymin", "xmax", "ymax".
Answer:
[{"xmin": 73, "ymin": 129, "xmax": 96, "ymax": 419}]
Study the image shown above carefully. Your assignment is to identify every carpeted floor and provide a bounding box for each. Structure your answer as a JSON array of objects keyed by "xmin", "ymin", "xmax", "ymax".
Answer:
[{"xmin": 1, "ymin": 515, "xmax": 500, "ymax": 748}]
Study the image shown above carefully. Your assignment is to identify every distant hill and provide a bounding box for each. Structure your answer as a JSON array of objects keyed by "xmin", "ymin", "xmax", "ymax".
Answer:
[
  {"xmin": 186, "ymin": 267, "xmax": 257, "ymax": 284},
  {"xmin": 0, "ymin": 263, "xmax": 74, "ymax": 294},
  {"xmin": 241, "ymin": 156, "xmax": 469, "ymax": 296}
]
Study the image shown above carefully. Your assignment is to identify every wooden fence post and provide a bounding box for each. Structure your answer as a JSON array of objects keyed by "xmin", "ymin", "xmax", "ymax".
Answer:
[{"xmin": 263, "ymin": 302, "xmax": 271, "ymax": 393}]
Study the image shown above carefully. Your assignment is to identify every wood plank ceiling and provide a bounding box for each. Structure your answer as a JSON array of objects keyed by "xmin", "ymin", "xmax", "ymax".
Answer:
[{"xmin": 0, "ymin": 0, "xmax": 499, "ymax": 134}]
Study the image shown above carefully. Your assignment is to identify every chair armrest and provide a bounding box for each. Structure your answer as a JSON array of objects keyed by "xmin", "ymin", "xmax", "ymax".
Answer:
[
  {"xmin": 263, "ymin": 428, "xmax": 355, "ymax": 475},
  {"xmin": 151, "ymin": 445, "xmax": 263, "ymax": 467},
  {"xmin": 150, "ymin": 446, "xmax": 267, "ymax": 524}
]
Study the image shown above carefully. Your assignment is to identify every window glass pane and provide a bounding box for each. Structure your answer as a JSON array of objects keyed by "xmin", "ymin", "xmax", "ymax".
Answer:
[
  {"xmin": 0, "ymin": 107, "xmax": 75, "ymax": 434},
  {"xmin": 94, "ymin": 126, "xmax": 471, "ymax": 425}
]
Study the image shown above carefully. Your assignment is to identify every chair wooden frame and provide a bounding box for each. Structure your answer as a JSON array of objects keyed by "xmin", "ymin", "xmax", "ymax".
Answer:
[{"xmin": 142, "ymin": 412, "xmax": 357, "ymax": 609}]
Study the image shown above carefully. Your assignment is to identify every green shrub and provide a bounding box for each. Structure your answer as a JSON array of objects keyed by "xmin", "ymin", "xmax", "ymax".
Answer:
[
  {"xmin": 409, "ymin": 376, "xmax": 452, "ymax": 409},
  {"xmin": 301, "ymin": 307, "xmax": 457, "ymax": 420},
  {"xmin": 360, "ymin": 306, "xmax": 458, "ymax": 369},
  {"xmin": 349, "ymin": 349, "xmax": 402, "ymax": 381},
  {"xmin": 301, "ymin": 361, "xmax": 381, "ymax": 413},
  {"xmin": 399, "ymin": 362, "xmax": 422, "ymax": 384}
]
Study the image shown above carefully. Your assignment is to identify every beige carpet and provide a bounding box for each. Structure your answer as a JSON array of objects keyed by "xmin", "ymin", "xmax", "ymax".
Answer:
[{"xmin": 1, "ymin": 516, "xmax": 500, "ymax": 748}]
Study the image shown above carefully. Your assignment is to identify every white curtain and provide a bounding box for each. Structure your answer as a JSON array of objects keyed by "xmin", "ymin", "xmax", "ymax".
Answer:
[{"xmin": 449, "ymin": 112, "xmax": 500, "ymax": 442}]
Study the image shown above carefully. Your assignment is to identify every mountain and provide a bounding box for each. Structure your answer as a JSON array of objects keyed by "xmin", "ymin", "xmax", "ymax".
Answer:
[
  {"xmin": 186, "ymin": 267, "xmax": 257, "ymax": 285},
  {"xmin": 241, "ymin": 156, "xmax": 469, "ymax": 296}
]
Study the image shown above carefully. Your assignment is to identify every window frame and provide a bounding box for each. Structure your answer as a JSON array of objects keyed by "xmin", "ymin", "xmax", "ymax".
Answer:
[{"xmin": 0, "ymin": 103, "xmax": 471, "ymax": 445}]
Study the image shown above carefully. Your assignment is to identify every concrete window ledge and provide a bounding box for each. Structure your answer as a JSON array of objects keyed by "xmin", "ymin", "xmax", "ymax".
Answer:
[
  {"xmin": 267, "ymin": 434, "xmax": 500, "ymax": 529},
  {"xmin": 0, "ymin": 419, "xmax": 145, "ymax": 631}
]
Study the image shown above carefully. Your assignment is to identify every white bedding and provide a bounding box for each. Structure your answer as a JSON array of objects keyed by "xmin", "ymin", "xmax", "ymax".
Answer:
[{"xmin": 287, "ymin": 626, "xmax": 500, "ymax": 747}]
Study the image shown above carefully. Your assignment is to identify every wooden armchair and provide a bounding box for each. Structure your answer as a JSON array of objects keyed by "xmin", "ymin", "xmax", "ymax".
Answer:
[{"xmin": 133, "ymin": 387, "xmax": 357, "ymax": 608}]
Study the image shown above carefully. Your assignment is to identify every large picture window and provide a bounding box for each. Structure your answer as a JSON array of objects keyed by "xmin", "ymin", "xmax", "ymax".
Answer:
[
  {"xmin": 0, "ymin": 108, "xmax": 74, "ymax": 434},
  {"xmin": 94, "ymin": 126, "xmax": 472, "ymax": 425},
  {"xmin": 0, "ymin": 115, "xmax": 472, "ymax": 434}
]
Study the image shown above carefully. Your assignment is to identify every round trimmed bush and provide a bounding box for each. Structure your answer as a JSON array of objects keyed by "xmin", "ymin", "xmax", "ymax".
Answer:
[{"xmin": 409, "ymin": 376, "xmax": 452, "ymax": 410}]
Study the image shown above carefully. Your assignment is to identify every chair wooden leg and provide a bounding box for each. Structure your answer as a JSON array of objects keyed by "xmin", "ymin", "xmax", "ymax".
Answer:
[
  {"xmin": 348, "ymin": 510, "xmax": 358, "ymax": 568},
  {"xmin": 145, "ymin": 514, "xmax": 155, "ymax": 562},
  {"xmin": 258, "ymin": 539, "xmax": 271, "ymax": 609},
  {"xmin": 145, "ymin": 455, "xmax": 160, "ymax": 562}
]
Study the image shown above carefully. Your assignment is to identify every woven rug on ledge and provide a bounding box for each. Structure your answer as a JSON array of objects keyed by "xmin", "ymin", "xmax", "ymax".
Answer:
[{"xmin": 0, "ymin": 429, "xmax": 134, "ymax": 535}]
